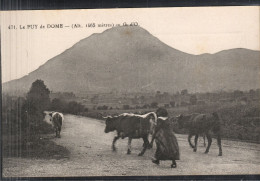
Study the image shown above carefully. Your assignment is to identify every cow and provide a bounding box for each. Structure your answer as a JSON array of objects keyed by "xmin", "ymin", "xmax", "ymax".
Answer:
[
  {"xmin": 44, "ymin": 111, "xmax": 64, "ymax": 138},
  {"xmin": 150, "ymin": 117, "xmax": 207, "ymax": 148},
  {"xmin": 104, "ymin": 112, "xmax": 157, "ymax": 156},
  {"xmin": 174, "ymin": 112, "xmax": 222, "ymax": 156}
]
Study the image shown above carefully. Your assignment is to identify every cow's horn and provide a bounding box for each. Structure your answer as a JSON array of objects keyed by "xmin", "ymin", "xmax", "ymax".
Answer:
[{"xmin": 102, "ymin": 116, "xmax": 112, "ymax": 119}]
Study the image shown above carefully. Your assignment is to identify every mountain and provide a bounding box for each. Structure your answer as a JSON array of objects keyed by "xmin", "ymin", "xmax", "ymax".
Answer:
[{"xmin": 3, "ymin": 26, "xmax": 260, "ymax": 95}]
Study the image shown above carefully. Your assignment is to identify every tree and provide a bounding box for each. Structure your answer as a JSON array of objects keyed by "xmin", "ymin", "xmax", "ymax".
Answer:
[
  {"xmin": 181, "ymin": 89, "xmax": 188, "ymax": 95},
  {"xmin": 164, "ymin": 104, "xmax": 170, "ymax": 108},
  {"xmin": 26, "ymin": 79, "xmax": 50, "ymax": 112},
  {"xmin": 21, "ymin": 79, "xmax": 52, "ymax": 139},
  {"xmin": 150, "ymin": 102, "xmax": 158, "ymax": 108},
  {"xmin": 65, "ymin": 101, "xmax": 85, "ymax": 114},
  {"xmin": 233, "ymin": 90, "xmax": 244, "ymax": 98},
  {"xmin": 249, "ymin": 89, "xmax": 256, "ymax": 98},
  {"xmin": 170, "ymin": 101, "xmax": 175, "ymax": 107},
  {"xmin": 142, "ymin": 104, "xmax": 150, "ymax": 109},
  {"xmin": 190, "ymin": 95, "xmax": 197, "ymax": 105},
  {"xmin": 51, "ymin": 98, "xmax": 63, "ymax": 112},
  {"xmin": 102, "ymin": 105, "xmax": 108, "ymax": 110},
  {"xmin": 123, "ymin": 105, "xmax": 130, "ymax": 110}
]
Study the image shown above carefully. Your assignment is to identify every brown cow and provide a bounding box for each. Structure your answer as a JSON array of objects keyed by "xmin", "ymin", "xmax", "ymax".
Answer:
[
  {"xmin": 104, "ymin": 112, "xmax": 157, "ymax": 156},
  {"xmin": 175, "ymin": 112, "xmax": 222, "ymax": 156}
]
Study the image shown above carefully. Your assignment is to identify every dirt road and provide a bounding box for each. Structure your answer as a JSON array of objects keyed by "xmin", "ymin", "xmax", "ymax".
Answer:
[{"xmin": 3, "ymin": 114, "xmax": 260, "ymax": 177}]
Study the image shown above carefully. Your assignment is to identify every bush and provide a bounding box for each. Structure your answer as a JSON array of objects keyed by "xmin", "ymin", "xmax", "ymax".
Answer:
[
  {"xmin": 50, "ymin": 98, "xmax": 63, "ymax": 112},
  {"xmin": 142, "ymin": 104, "xmax": 150, "ymax": 109},
  {"xmin": 170, "ymin": 101, "xmax": 175, "ymax": 107},
  {"xmin": 50, "ymin": 98, "xmax": 88, "ymax": 115},
  {"xmin": 190, "ymin": 95, "xmax": 197, "ymax": 105},
  {"xmin": 97, "ymin": 105, "xmax": 108, "ymax": 110},
  {"xmin": 164, "ymin": 104, "xmax": 170, "ymax": 108},
  {"xmin": 123, "ymin": 105, "xmax": 130, "ymax": 110},
  {"xmin": 63, "ymin": 101, "xmax": 85, "ymax": 114},
  {"xmin": 102, "ymin": 105, "xmax": 108, "ymax": 110},
  {"xmin": 150, "ymin": 102, "xmax": 158, "ymax": 108}
]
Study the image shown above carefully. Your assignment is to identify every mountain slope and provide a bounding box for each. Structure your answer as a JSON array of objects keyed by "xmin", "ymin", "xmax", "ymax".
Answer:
[{"xmin": 3, "ymin": 26, "xmax": 260, "ymax": 95}]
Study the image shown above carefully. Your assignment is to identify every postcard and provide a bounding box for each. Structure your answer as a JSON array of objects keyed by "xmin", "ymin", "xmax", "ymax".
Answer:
[{"xmin": 1, "ymin": 7, "xmax": 260, "ymax": 177}]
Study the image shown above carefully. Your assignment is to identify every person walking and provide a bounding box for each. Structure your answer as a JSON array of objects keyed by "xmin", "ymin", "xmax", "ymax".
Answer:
[{"xmin": 151, "ymin": 117, "xmax": 180, "ymax": 168}]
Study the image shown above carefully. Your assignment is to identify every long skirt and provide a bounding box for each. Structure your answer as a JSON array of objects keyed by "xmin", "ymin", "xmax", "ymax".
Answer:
[{"xmin": 154, "ymin": 128, "xmax": 180, "ymax": 161}]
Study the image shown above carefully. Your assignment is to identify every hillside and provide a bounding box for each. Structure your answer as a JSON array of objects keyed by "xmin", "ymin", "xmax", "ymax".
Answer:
[{"xmin": 3, "ymin": 26, "xmax": 260, "ymax": 95}]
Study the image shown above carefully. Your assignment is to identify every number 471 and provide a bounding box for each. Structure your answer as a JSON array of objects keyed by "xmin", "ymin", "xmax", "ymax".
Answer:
[{"xmin": 8, "ymin": 25, "xmax": 16, "ymax": 29}]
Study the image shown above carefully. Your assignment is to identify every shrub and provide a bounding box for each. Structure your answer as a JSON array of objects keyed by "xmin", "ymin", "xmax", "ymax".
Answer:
[
  {"xmin": 143, "ymin": 104, "xmax": 150, "ymax": 109},
  {"xmin": 50, "ymin": 98, "xmax": 64, "ymax": 112},
  {"xmin": 97, "ymin": 105, "xmax": 108, "ymax": 110},
  {"xmin": 123, "ymin": 105, "xmax": 130, "ymax": 110},
  {"xmin": 190, "ymin": 95, "xmax": 197, "ymax": 105},
  {"xmin": 63, "ymin": 101, "xmax": 85, "ymax": 114},
  {"xmin": 170, "ymin": 101, "xmax": 175, "ymax": 107},
  {"xmin": 150, "ymin": 102, "xmax": 158, "ymax": 108}
]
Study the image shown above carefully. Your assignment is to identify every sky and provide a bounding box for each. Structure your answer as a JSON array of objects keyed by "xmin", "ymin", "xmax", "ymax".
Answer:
[{"xmin": 1, "ymin": 6, "xmax": 259, "ymax": 83}]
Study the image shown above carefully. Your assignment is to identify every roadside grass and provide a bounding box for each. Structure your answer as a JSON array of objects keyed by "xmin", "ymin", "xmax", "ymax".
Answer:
[{"xmin": 2, "ymin": 134, "xmax": 70, "ymax": 160}]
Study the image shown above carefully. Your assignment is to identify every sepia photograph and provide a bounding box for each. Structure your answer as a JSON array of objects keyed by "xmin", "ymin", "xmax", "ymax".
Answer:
[{"xmin": 1, "ymin": 6, "xmax": 260, "ymax": 178}]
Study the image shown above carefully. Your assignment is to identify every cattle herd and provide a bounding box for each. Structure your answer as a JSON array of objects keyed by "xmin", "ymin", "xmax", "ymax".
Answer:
[{"xmin": 44, "ymin": 108, "xmax": 223, "ymax": 168}]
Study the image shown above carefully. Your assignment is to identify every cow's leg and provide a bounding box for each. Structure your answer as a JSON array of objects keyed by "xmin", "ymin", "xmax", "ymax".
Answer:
[
  {"xmin": 205, "ymin": 133, "xmax": 212, "ymax": 154},
  {"xmin": 112, "ymin": 135, "xmax": 120, "ymax": 151},
  {"xmin": 57, "ymin": 126, "xmax": 61, "ymax": 138},
  {"xmin": 171, "ymin": 160, "xmax": 177, "ymax": 168},
  {"xmin": 217, "ymin": 133, "xmax": 222, "ymax": 156},
  {"xmin": 55, "ymin": 127, "xmax": 58, "ymax": 138},
  {"xmin": 203, "ymin": 135, "xmax": 206, "ymax": 147},
  {"xmin": 138, "ymin": 136, "xmax": 149, "ymax": 156},
  {"xmin": 127, "ymin": 138, "xmax": 132, "ymax": 154},
  {"xmin": 188, "ymin": 134, "xmax": 195, "ymax": 148},
  {"xmin": 193, "ymin": 134, "xmax": 198, "ymax": 152}
]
